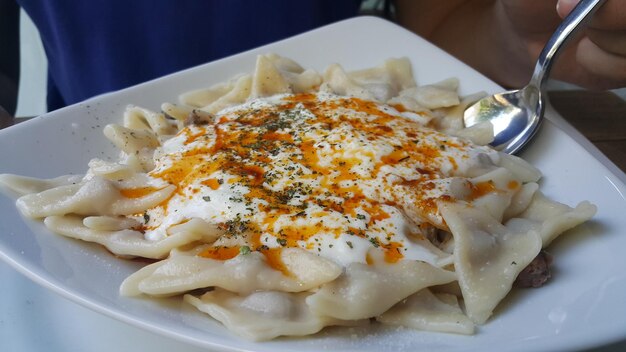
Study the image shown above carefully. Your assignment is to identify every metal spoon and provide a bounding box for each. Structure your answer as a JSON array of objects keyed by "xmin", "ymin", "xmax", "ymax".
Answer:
[{"xmin": 463, "ymin": 0, "xmax": 606, "ymax": 154}]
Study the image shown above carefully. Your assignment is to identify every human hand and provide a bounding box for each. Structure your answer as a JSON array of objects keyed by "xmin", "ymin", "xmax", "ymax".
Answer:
[
  {"xmin": 395, "ymin": 0, "xmax": 626, "ymax": 90},
  {"xmin": 553, "ymin": 0, "xmax": 626, "ymax": 89},
  {"xmin": 497, "ymin": 0, "xmax": 626, "ymax": 89}
]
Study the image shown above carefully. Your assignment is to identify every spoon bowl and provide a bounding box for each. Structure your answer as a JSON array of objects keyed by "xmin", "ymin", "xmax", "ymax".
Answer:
[
  {"xmin": 463, "ymin": 0, "xmax": 605, "ymax": 154},
  {"xmin": 464, "ymin": 85, "xmax": 542, "ymax": 154}
]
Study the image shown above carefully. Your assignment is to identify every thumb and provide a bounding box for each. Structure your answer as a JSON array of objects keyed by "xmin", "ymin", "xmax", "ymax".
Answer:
[{"xmin": 556, "ymin": 0, "xmax": 580, "ymax": 18}]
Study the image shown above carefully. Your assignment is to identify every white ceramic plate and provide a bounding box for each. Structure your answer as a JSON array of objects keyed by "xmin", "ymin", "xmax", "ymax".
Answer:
[{"xmin": 1, "ymin": 17, "xmax": 626, "ymax": 352}]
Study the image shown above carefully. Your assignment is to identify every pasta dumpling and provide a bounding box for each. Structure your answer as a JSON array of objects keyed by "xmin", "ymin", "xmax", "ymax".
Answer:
[
  {"xmin": 306, "ymin": 261, "xmax": 456, "ymax": 320},
  {"xmin": 185, "ymin": 289, "xmax": 364, "ymax": 341},
  {"xmin": 121, "ymin": 247, "xmax": 342, "ymax": 296},
  {"xmin": 377, "ymin": 289, "xmax": 475, "ymax": 335}
]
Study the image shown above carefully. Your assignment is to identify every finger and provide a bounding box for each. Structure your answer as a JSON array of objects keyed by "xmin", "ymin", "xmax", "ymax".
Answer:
[
  {"xmin": 502, "ymin": 0, "xmax": 561, "ymax": 34},
  {"xmin": 557, "ymin": 0, "xmax": 626, "ymax": 30},
  {"xmin": 576, "ymin": 36, "xmax": 626, "ymax": 83},
  {"xmin": 587, "ymin": 28, "xmax": 626, "ymax": 56}
]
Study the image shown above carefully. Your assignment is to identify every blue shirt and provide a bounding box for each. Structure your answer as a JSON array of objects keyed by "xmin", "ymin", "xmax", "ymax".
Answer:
[{"xmin": 17, "ymin": 1, "xmax": 362, "ymax": 111}]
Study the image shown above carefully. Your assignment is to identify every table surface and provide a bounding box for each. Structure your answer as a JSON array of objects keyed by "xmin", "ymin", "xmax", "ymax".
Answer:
[
  {"xmin": 0, "ymin": 91, "xmax": 625, "ymax": 351},
  {"xmin": 548, "ymin": 90, "xmax": 626, "ymax": 173}
]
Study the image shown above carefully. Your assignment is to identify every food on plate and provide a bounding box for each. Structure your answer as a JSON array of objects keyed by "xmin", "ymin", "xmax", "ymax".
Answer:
[{"xmin": 0, "ymin": 54, "xmax": 596, "ymax": 341}]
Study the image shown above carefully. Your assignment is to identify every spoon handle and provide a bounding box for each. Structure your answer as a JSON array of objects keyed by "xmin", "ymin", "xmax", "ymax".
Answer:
[{"xmin": 529, "ymin": 0, "xmax": 606, "ymax": 89}]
